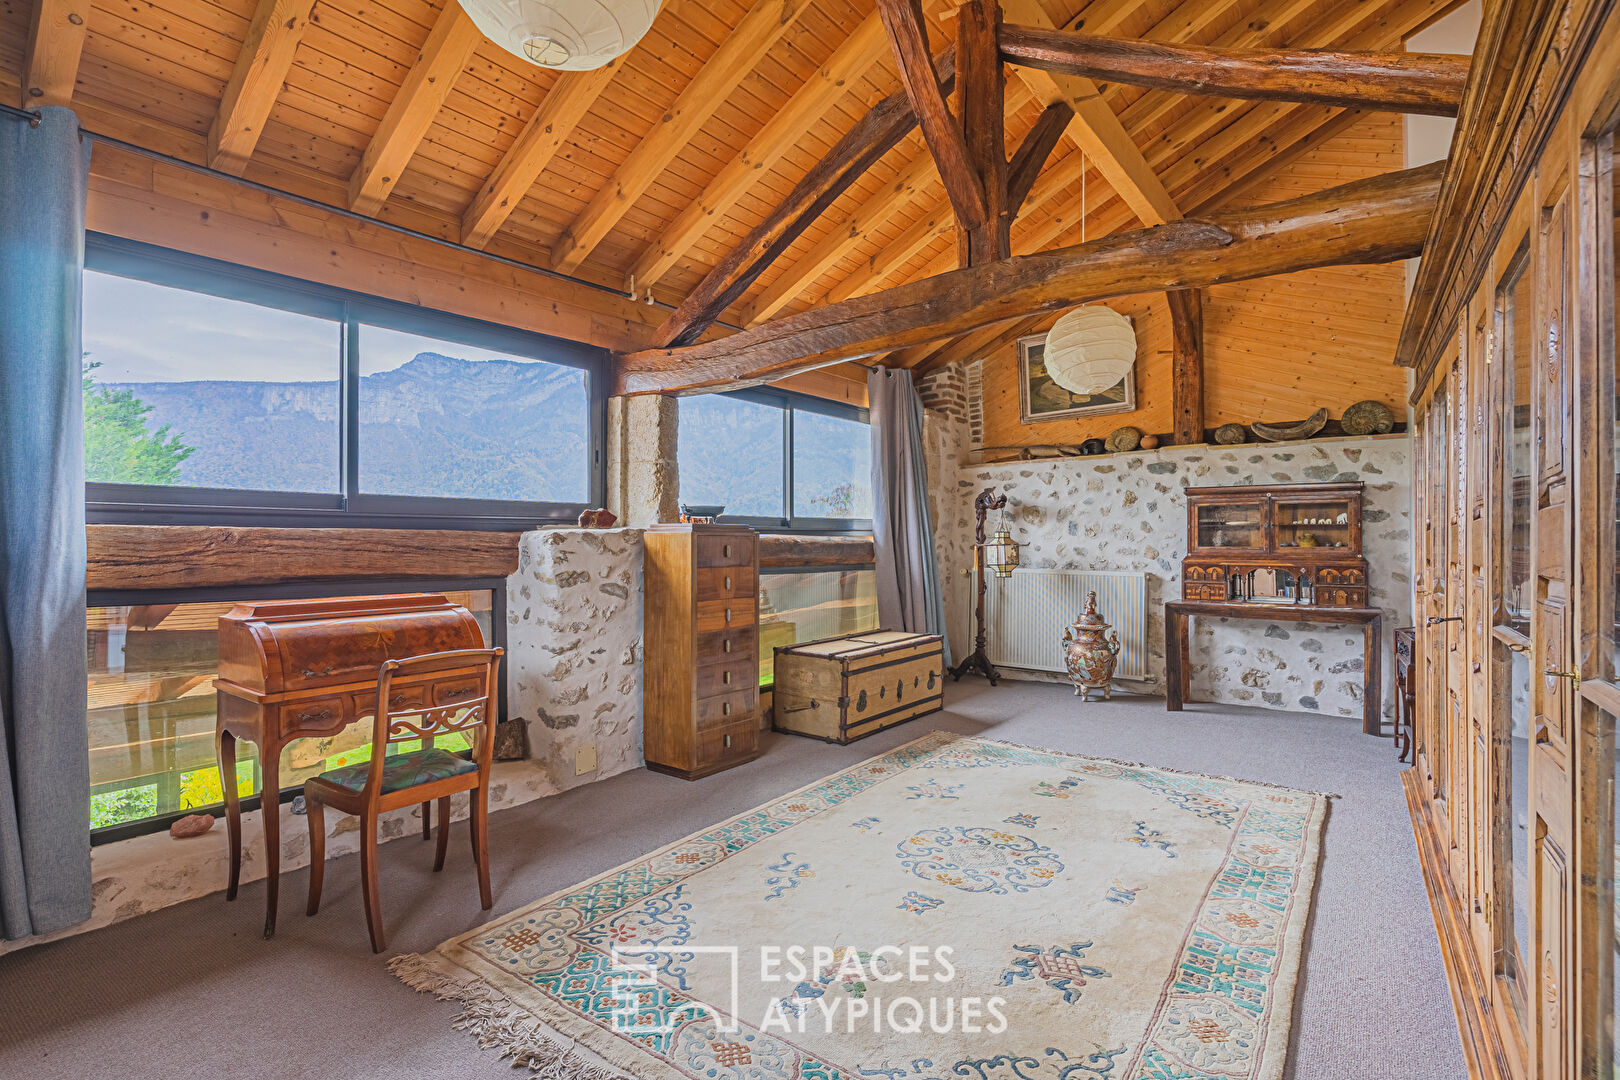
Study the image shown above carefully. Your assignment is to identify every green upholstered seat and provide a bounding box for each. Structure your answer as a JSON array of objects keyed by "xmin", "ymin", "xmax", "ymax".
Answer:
[{"xmin": 319, "ymin": 747, "xmax": 476, "ymax": 795}]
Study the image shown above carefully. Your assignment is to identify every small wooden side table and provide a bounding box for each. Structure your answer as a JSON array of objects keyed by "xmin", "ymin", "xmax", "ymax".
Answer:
[{"xmin": 1164, "ymin": 599, "xmax": 1383, "ymax": 735}]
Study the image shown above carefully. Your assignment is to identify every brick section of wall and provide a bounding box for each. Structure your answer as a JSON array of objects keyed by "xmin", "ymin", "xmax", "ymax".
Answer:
[
  {"xmin": 966, "ymin": 359, "xmax": 983, "ymax": 449},
  {"xmin": 915, "ymin": 364, "xmax": 968, "ymax": 425}
]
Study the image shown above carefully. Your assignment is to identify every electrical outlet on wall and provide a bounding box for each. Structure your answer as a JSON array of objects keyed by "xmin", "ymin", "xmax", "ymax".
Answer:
[{"xmin": 576, "ymin": 744, "xmax": 598, "ymax": 775}]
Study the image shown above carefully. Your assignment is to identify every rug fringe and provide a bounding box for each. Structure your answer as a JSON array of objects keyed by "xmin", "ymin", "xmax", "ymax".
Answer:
[
  {"xmin": 389, "ymin": 953, "xmax": 629, "ymax": 1079},
  {"xmin": 935, "ymin": 732, "xmax": 1342, "ymax": 800}
]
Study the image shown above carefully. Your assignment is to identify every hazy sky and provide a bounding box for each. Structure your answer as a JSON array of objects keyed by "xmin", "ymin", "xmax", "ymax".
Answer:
[{"xmin": 82, "ymin": 270, "xmax": 533, "ymax": 383}]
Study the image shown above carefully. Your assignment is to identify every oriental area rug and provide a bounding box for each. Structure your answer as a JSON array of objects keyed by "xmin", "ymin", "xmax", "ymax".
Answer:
[{"xmin": 392, "ymin": 731, "xmax": 1327, "ymax": 1080}]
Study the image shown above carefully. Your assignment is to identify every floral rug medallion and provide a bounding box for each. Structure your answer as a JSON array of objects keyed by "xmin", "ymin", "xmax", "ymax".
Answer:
[{"xmin": 393, "ymin": 731, "xmax": 1327, "ymax": 1080}]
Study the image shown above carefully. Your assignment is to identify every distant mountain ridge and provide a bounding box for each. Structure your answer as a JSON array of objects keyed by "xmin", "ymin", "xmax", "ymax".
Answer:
[{"xmin": 106, "ymin": 352, "xmax": 590, "ymax": 500}]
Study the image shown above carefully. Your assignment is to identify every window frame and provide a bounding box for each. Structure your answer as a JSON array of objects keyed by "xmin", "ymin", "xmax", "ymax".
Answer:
[
  {"xmin": 684, "ymin": 386, "xmax": 873, "ymax": 534},
  {"xmin": 84, "ymin": 234, "xmax": 608, "ymax": 531}
]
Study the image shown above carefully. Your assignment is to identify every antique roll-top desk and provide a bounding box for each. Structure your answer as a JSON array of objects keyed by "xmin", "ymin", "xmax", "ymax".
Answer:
[{"xmin": 214, "ymin": 594, "xmax": 488, "ymax": 937}]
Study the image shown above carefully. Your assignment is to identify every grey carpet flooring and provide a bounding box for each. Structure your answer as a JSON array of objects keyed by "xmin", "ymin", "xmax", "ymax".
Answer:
[{"xmin": 0, "ymin": 681, "xmax": 1465, "ymax": 1079}]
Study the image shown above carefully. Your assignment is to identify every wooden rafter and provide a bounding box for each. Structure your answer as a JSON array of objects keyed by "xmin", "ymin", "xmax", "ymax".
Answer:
[
  {"xmin": 876, "ymin": 0, "xmax": 987, "ymax": 235},
  {"xmin": 1007, "ymin": 103, "xmax": 1073, "ymax": 215},
  {"xmin": 207, "ymin": 0, "xmax": 318, "ymax": 176},
  {"xmin": 651, "ymin": 71, "xmax": 946, "ymax": 348},
  {"xmin": 1166, "ymin": 288, "xmax": 1204, "ymax": 444},
  {"xmin": 20, "ymin": 0, "xmax": 90, "ymax": 109},
  {"xmin": 348, "ymin": 2, "xmax": 482, "ymax": 217},
  {"xmin": 625, "ymin": 12, "xmax": 892, "ymax": 293},
  {"xmin": 616, "ymin": 162, "xmax": 1444, "ymax": 394},
  {"xmin": 461, "ymin": 62, "xmax": 620, "ymax": 249},
  {"xmin": 954, "ymin": 0, "xmax": 1008, "ymax": 265},
  {"xmin": 999, "ymin": 0, "xmax": 1179, "ymax": 227},
  {"xmin": 1000, "ymin": 27, "xmax": 1471, "ymax": 116},
  {"xmin": 550, "ymin": 0, "xmax": 808, "ymax": 275}
]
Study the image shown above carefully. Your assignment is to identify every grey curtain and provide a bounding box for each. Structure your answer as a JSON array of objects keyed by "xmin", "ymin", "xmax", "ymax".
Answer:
[
  {"xmin": 0, "ymin": 107, "xmax": 92, "ymax": 939},
  {"xmin": 868, "ymin": 367, "xmax": 950, "ymax": 663}
]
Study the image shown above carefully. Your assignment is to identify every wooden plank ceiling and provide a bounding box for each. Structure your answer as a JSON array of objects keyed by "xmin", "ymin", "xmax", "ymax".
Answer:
[{"xmin": 2, "ymin": 0, "xmax": 1463, "ymax": 368}]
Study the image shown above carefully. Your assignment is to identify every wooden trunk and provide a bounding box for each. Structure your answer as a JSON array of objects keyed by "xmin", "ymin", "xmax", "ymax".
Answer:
[
  {"xmin": 642, "ymin": 524, "xmax": 763, "ymax": 779},
  {"xmin": 772, "ymin": 631, "xmax": 945, "ymax": 744}
]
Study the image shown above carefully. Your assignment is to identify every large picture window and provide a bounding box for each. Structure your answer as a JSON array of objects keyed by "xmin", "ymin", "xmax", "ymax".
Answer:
[
  {"xmin": 678, "ymin": 388, "xmax": 872, "ymax": 531},
  {"xmin": 83, "ymin": 237, "xmax": 604, "ymax": 528}
]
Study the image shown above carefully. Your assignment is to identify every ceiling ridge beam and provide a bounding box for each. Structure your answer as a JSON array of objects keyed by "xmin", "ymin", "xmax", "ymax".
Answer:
[
  {"xmin": 625, "ymin": 11, "xmax": 891, "ymax": 293},
  {"xmin": 1000, "ymin": 26, "xmax": 1470, "ymax": 116},
  {"xmin": 348, "ymin": 1, "xmax": 483, "ymax": 217},
  {"xmin": 207, "ymin": 0, "xmax": 319, "ymax": 176},
  {"xmin": 616, "ymin": 161, "xmax": 1444, "ymax": 394},
  {"xmin": 460, "ymin": 61, "xmax": 621, "ymax": 249},
  {"xmin": 651, "ymin": 57, "xmax": 951, "ymax": 347},
  {"xmin": 21, "ymin": 0, "xmax": 90, "ymax": 108},
  {"xmin": 550, "ymin": 0, "xmax": 811, "ymax": 275}
]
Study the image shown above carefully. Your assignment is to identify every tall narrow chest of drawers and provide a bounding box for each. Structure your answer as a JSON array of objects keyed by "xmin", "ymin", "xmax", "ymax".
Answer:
[{"xmin": 642, "ymin": 523, "xmax": 762, "ymax": 779}]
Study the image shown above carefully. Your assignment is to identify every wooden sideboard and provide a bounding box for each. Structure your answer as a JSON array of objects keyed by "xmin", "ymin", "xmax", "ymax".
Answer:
[{"xmin": 642, "ymin": 524, "xmax": 762, "ymax": 779}]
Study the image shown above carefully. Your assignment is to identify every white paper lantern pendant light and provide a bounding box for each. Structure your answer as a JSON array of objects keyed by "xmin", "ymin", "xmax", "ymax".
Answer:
[
  {"xmin": 1043, "ymin": 305, "xmax": 1137, "ymax": 396},
  {"xmin": 461, "ymin": 0, "xmax": 664, "ymax": 70}
]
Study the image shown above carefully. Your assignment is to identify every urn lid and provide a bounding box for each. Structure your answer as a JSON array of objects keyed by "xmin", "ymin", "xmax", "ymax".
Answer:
[{"xmin": 1071, "ymin": 591, "xmax": 1111, "ymax": 630}]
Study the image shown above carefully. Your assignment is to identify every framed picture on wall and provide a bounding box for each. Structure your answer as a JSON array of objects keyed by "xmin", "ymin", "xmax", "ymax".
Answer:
[{"xmin": 1017, "ymin": 332, "xmax": 1137, "ymax": 424}]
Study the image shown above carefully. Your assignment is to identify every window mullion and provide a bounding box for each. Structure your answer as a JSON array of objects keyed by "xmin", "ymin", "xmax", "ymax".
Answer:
[
  {"xmin": 341, "ymin": 308, "xmax": 360, "ymax": 506},
  {"xmin": 782, "ymin": 406, "xmax": 794, "ymax": 527}
]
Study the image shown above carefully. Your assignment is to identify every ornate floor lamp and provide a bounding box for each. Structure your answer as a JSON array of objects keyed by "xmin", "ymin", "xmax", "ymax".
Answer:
[{"xmin": 950, "ymin": 487, "xmax": 1020, "ymax": 684}]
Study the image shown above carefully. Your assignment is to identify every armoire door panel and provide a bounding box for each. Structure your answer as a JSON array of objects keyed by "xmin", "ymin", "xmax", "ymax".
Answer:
[{"xmin": 1535, "ymin": 826, "xmax": 1572, "ymax": 1080}]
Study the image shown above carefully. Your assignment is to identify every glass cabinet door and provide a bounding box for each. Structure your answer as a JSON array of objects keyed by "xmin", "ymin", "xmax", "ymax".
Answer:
[
  {"xmin": 1195, "ymin": 503, "xmax": 1263, "ymax": 549},
  {"xmin": 1273, "ymin": 497, "xmax": 1355, "ymax": 550}
]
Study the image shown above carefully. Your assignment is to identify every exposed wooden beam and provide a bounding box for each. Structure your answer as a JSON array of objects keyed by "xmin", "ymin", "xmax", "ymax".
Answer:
[
  {"xmin": 955, "ymin": 0, "xmax": 1008, "ymax": 265},
  {"xmin": 617, "ymin": 162, "xmax": 1444, "ymax": 394},
  {"xmin": 20, "ymin": 0, "xmax": 90, "ymax": 109},
  {"xmin": 1000, "ymin": 26, "xmax": 1470, "ymax": 116},
  {"xmin": 999, "ymin": 0, "xmax": 1179, "ymax": 227},
  {"xmin": 652, "ymin": 79, "xmax": 937, "ymax": 347},
  {"xmin": 207, "ymin": 0, "xmax": 318, "ymax": 176},
  {"xmin": 1166, "ymin": 288, "xmax": 1204, "ymax": 444},
  {"xmin": 1007, "ymin": 102, "xmax": 1072, "ymax": 217},
  {"xmin": 348, "ymin": 2, "xmax": 482, "ymax": 217},
  {"xmin": 626, "ymin": 12, "xmax": 891, "ymax": 293},
  {"xmin": 550, "ymin": 0, "xmax": 808, "ymax": 275},
  {"xmin": 461, "ymin": 62, "xmax": 620, "ymax": 249},
  {"xmin": 876, "ymin": 0, "xmax": 987, "ymax": 234}
]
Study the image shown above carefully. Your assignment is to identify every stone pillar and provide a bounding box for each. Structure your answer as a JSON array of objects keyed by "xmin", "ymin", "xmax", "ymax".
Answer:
[{"xmin": 606, "ymin": 394, "xmax": 679, "ymax": 527}]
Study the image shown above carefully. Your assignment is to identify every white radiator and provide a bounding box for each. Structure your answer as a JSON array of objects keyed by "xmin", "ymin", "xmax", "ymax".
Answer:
[{"xmin": 985, "ymin": 568, "xmax": 1149, "ymax": 680}]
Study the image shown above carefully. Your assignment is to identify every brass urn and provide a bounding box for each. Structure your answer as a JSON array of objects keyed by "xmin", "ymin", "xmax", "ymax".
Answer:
[{"xmin": 1062, "ymin": 591, "xmax": 1121, "ymax": 702}]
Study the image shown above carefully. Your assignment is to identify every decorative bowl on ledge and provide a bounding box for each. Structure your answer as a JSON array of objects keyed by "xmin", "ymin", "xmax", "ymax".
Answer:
[{"xmin": 679, "ymin": 503, "xmax": 725, "ymax": 524}]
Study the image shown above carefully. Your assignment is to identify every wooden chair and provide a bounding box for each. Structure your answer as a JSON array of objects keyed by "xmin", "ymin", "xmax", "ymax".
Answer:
[{"xmin": 303, "ymin": 647, "xmax": 503, "ymax": 952}]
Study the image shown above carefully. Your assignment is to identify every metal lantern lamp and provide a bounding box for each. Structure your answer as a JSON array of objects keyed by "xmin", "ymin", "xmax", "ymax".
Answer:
[
  {"xmin": 1043, "ymin": 305, "xmax": 1137, "ymax": 395},
  {"xmin": 983, "ymin": 518, "xmax": 1021, "ymax": 578},
  {"xmin": 460, "ymin": 0, "xmax": 663, "ymax": 69},
  {"xmin": 951, "ymin": 489, "xmax": 1021, "ymax": 685}
]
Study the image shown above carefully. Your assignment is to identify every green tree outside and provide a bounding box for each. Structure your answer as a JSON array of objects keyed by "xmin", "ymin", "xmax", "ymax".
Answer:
[{"xmin": 83, "ymin": 361, "xmax": 195, "ymax": 484}]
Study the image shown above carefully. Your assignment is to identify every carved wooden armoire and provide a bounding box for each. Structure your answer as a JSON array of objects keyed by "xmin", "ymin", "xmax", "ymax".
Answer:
[{"xmin": 1403, "ymin": 2, "xmax": 1620, "ymax": 1078}]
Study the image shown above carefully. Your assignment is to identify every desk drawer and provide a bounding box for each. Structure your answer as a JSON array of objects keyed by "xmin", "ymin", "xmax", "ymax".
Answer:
[
  {"xmin": 278, "ymin": 695, "xmax": 351, "ymax": 740},
  {"xmin": 696, "ymin": 720, "xmax": 758, "ymax": 765},
  {"xmin": 696, "ymin": 688, "xmax": 757, "ymax": 731},
  {"xmin": 432, "ymin": 673, "xmax": 485, "ymax": 707},
  {"xmin": 697, "ymin": 626, "xmax": 757, "ymax": 664},
  {"xmin": 696, "ymin": 597, "xmax": 756, "ymax": 634}
]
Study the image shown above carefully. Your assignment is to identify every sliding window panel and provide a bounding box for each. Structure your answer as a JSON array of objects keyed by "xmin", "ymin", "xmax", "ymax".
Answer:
[
  {"xmin": 678, "ymin": 394, "xmax": 787, "ymax": 521},
  {"xmin": 82, "ymin": 269, "xmax": 343, "ymax": 495},
  {"xmin": 792, "ymin": 410, "xmax": 874, "ymax": 521}
]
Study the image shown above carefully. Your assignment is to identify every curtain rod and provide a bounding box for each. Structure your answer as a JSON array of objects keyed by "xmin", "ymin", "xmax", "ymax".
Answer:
[{"xmin": 0, "ymin": 102, "xmax": 746, "ymax": 334}]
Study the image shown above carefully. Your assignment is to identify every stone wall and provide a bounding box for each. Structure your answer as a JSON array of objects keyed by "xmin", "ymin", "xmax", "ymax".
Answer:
[
  {"xmin": 1, "ymin": 527, "xmax": 647, "ymax": 957},
  {"xmin": 939, "ymin": 436, "xmax": 1412, "ymax": 721}
]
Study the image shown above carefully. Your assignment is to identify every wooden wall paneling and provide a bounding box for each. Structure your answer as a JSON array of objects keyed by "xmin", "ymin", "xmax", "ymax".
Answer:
[
  {"xmin": 21, "ymin": 0, "xmax": 91, "ymax": 107},
  {"xmin": 549, "ymin": 0, "xmax": 809, "ymax": 274},
  {"xmin": 84, "ymin": 525, "xmax": 521, "ymax": 590},
  {"xmin": 346, "ymin": 0, "xmax": 481, "ymax": 216},
  {"xmin": 206, "ymin": 0, "xmax": 318, "ymax": 174}
]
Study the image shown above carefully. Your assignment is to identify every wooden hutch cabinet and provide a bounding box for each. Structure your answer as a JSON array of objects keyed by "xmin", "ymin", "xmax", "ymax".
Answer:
[
  {"xmin": 1181, "ymin": 482, "xmax": 1368, "ymax": 608},
  {"xmin": 642, "ymin": 524, "xmax": 762, "ymax": 779}
]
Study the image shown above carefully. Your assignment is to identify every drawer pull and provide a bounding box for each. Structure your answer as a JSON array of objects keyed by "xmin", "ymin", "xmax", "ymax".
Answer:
[
  {"xmin": 725, "ymin": 608, "xmax": 732, "ymax": 624},
  {"xmin": 444, "ymin": 687, "xmax": 477, "ymax": 700},
  {"xmin": 722, "ymin": 671, "xmax": 732, "ymax": 686},
  {"xmin": 724, "ymin": 734, "xmax": 733, "ymax": 749},
  {"xmin": 724, "ymin": 575, "xmax": 732, "ymax": 590},
  {"xmin": 298, "ymin": 708, "xmax": 333, "ymax": 725},
  {"xmin": 389, "ymin": 694, "xmax": 410, "ymax": 708},
  {"xmin": 723, "ymin": 639, "xmax": 733, "ymax": 654},
  {"xmin": 722, "ymin": 702, "xmax": 731, "ymax": 717},
  {"xmin": 723, "ymin": 544, "xmax": 732, "ymax": 559}
]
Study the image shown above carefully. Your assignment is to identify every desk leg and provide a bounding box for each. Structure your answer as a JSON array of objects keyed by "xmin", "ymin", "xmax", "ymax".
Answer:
[
  {"xmin": 1363, "ymin": 615, "xmax": 1383, "ymax": 737},
  {"xmin": 218, "ymin": 726, "xmax": 241, "ymax": 902},
  {"xmin": 1166, "ymin": 611, "xmax": 1185, "ymax": 712},
  {"xmin": 260, "ymin": 748, "xmax": 281, "ymax": 939}
]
